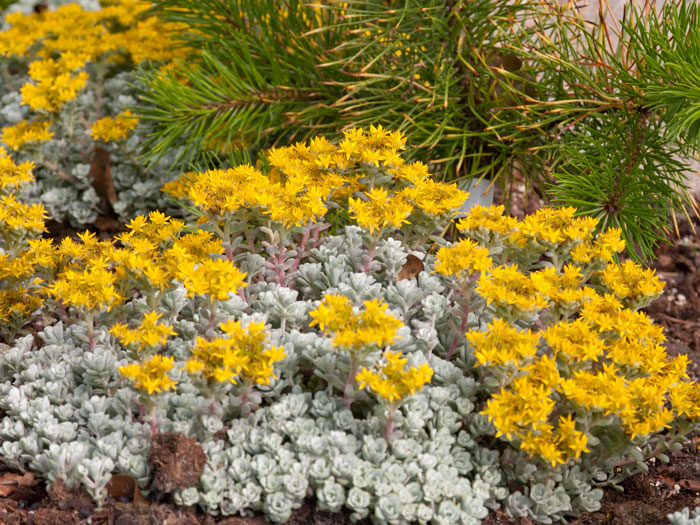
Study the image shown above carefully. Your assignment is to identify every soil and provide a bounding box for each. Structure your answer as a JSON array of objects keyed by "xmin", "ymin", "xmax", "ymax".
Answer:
[{"xmin": 4, "ymin": 192, "xmax": 700, "ymax": 525}]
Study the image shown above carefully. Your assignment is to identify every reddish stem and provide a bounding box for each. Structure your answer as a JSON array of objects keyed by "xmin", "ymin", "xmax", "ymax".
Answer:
[
  {"xmin": 207, "ymin": 300, "xmax": 218, "ymax": 333},
  {"xmin": 447, "ymin": 303, "xmax": 470, "ymax": 361},
  {"xmin": 290, "ymin": 228, "xmax": 311, "ymax": 274},
  {"xmin": 384, "ymin": 407, "xmax": 396, "ymax": 443},
  {"xmin": 363, "ymin": 244, "xmax": 376, "ymax": 274},
  {"xmin": 343, "ymin": 359, "xmax": 358, "ymax": 409},
  {"xmin": 275, "ymin": 245, "xmax": 287, "ymax": 286}
]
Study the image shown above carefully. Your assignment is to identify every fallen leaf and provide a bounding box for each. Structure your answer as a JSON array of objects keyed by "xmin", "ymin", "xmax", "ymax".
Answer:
[
  {"xmin": 106, "ymin": 474, "xmax": 149, "ymax": 507},
  {"xmin": 397, "ymin": 254, "xmax": 424, "ymax": 281},
  {"xmin": 0, "ymin": 472, "xmax": 37, "ymax": 497},
  {"xmin": 678, "ymin": 479, "xmax": 700, "ymax": 491},
  {"xmin": 89, "ymin": 146, "xmax": 117, "ymax": 209}
]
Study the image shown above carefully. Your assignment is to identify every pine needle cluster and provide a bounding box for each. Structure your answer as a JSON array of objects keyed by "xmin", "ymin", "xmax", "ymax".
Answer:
[{"xmin": 137, "ymin": 0, "xmax": 700, "ymax": 260}]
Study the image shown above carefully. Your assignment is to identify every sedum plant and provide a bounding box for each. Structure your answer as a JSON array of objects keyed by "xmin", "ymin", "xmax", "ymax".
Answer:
[
  {"xmin": 0, "ymin": 0, "xmax": 186, "ymax": 226},
  {"xmin": 139, "ymin": 0, "xmax": 700, "ymax": 261},
  {"xmin": 2, "ymin": 126, "xmax": 700, "ymax": 523}
]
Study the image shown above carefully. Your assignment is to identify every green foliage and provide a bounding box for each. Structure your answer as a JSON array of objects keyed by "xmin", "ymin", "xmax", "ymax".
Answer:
[
  {"xmin": 137, "ymin": 0, "xmax": 700, "ymax": 261},
  {"xmin": 626, "ymin": 0, "xmax": 700, "ymax": 151}
]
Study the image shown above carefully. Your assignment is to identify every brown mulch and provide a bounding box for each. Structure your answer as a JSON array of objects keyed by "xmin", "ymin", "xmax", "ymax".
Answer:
[{"xmin": 6, "ymin": 195, "xmax": 700, "ymax": 524}]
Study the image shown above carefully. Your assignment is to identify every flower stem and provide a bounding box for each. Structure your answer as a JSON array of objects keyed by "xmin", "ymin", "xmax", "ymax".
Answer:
[
  {"xmin": 447, "ymin": 301, "xmax": 469, "ymax": 361},
  {"xmin": 343, "ymin": 356, "xmax": 358, "ymax": 409}
]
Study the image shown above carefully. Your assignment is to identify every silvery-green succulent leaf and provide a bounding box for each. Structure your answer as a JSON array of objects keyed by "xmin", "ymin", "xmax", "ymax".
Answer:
[
  {"xmin": 263, "ymin": 491, "xmax": 293, "ymax": 523},
  {"xmin": 317, "ymin": 478, "xmax": 346, "ymax": 513}
]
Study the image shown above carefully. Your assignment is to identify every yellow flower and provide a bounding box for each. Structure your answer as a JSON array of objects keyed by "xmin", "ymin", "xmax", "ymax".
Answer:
[
  {"xmin": 348, "ymin": 187, "xmax": 413, "ymax": 234},
  {"xmin": 110, "ymin": 310, "xmax": 176, "ymax": 352},
  {"xmin": 476, "ymin": 265, "xmax": 549, "ymax": 315},
  {"xmin": 397, "ymin": 178, "xmax": 469, "ymax": 217},
  {"xmin": 47, "ymin": 256, "xmax": 122, "ymax": 312},
  {"xmin": 90, "ymin": 110, "xmax": 139, "ymax": 142},
  {"xmin": 543, "ymin": 319, "xmax": 605, "ymax": 362},
  {"xmin": 434, "ymin": 238, "xmax": 492, "ymax": 276},
  {"xmin": 177, "ymin": 258, "xmax": 247, "ymax": 301},
  {"xmin": 0, "ymin": 193, "xmax": 47, "ymax": 234},
  {"xmin": 185, "ymin": 320, "xmax": 285, "ymax": 386},
  {"xmin": 0, "ymin": 147, "xmax": 35, "ymax": 194},
  {"xmin": 457, "ymin": 205, "xmax": 518, "ymax": 239},
  {"xmin": 598, "ymin": 260, "xmax": 664, "ymax": 305},
  {"xmin": 1, "ymin": 120, "xmax": 54, "ymax": 150},
  {"xmin": 309, "ymin": 295, "xmax": 403, "ymax": 350},
  {"xmin": 119, "ymin": 354, "xmax": 178, "ymax": 395},
  {"xmin": 670, "ymin": 382, "xmax": 700, "ymax": 421},
  {"xmin": 466, "ymin": 318, "xmax": 540, "ymax": 367},
  {"xmin": 356, "ymin": 350, "xmax": 433, "ymax": 403}
]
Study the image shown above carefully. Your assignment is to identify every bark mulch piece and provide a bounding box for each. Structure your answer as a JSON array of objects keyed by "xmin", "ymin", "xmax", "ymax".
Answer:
[{"xmin": 148, "ymin": 432, "xmax": 208, "ymax": 493}]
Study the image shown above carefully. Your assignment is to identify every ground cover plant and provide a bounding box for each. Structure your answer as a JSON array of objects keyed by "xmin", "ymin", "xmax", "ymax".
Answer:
[
  {"xmin": 3, "ymin": 122, "xmax": 700, "ymax": 524},
  {"xmin": 0, "ymin": 0, "xmax": 186, "ymax": 227}
]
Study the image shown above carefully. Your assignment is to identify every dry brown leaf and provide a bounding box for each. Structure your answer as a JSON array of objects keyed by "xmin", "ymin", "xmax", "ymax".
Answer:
[
  {"xmin": 397, "ymin": 254, "xmax": 424, "ymax": 281},
  {"xmin": 0, "ymin": 472, "xmax": 37, "ymax": 497},
  {"xmin": 89, "ymin": 146, "xmax": 117, "ymax": 208},
  {"xmin": 678, "ymin": 478, "xmax": 700, "ymax": 492},
  {"xmin": 106, "ymin": 474, "xmax": 149, "ymax": 507}
]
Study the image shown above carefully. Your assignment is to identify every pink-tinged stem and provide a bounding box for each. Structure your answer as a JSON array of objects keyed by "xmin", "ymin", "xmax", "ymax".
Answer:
[
  {"xmin": 207, "ymin": 300, "xmax": 218, "ymax": 333},
  {"xmin": 447, "ymin": 303, "xmax": 470, "ymax": 361},
  {"xmin": 311, "ymin": 225, "xmax": 322, "ymax": 249},
  {"xmin": 384, "ymin": 407, "xmax": 396, "ymax": 443},
  {"xmin": 150, "ymin": 404, "xmax": 158, "ymax": 436},
  {"xmin": 138, "ymin": 403, "xmax": 146, "ymax": 423},
  {"xmin": 363, "ymin": 244, "xmax": 376, "ymax": 274},
  {"xmin": 86, "ymin": 313, "xmax": 96, "ymax": 349},
  {"xmin": 343, "ymin": 359, "xmax": 358, "ymax": 409},
  {"xmin": 224, "ymin": 244, "xmax": 234, "ymax": 262},
  {"xmin": 275, "ymin": 245, "xmax": 287, "ymax": 286},
  {"xmin": 290, "ymin": 228, "xmax": 311, "ymax": 274}
]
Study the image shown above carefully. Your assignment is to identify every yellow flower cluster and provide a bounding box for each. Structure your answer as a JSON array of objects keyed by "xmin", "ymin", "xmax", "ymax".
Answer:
[
  {"xmin": 110, "ymin": 311, "xmax": 176, "ymax": 352},
  {"xmin": 466, "ymin": 318, "xmax": 540, "ymax": 367},
  {"xmin": 0, "ymin": 154, "xmax": 49, "ymax": 336},
  {"xmin": 185, "ymin": 320, "xmax": 286, "ymax": 386},
  {"xmin": 41, "ymin": 211, "xmax": 246, "ymax": 317},
  {"xmin": 454, "ymin": 204, "xmax": 699, "ymax": 466},
  {"xmin": 356, "ymin": 350, "xmax": 433, "ymax": 403},
  {"xmin": 348, "ymin": 188, "xmax": 412, "ymax": 234},
  {"xmin": 164, "ymin": 164, "xmax": 331, "ymax": 228},
  {"xmin": 482, "ymin": 355, "xmax": 590, "ymax": 466},
  {"xmin": 599, "ymin": 260, "xmax": 664, "ymax": 307},
  {"xmin": 543, "ymin": 318, "xmax": 606, "ymax": 363},
  {"xmin": 457, "ymin": 204, "xmax": 518, "ymax": 241},
  {"xmin": 118, "ymin": 354, "xmax": 178, "ymax": 395},
  {"xmin": 571, "ymin": 228, "xmax": 627, "ymax": 264},
  {"xmin": 46, "ymin": 257, "xmax": 122, "ymax": 313},
  {"xmin": 179, "ymin": 258, "xmax": 247, "ymax": 301},
  {"xmin": 0, "ymin": 1, "xmax": 185, "ymax": 113},
  {"xmin": 309, "ymin": 294, "xmax": 403, "ymax": 350},
  {"xmin": 166, "ymin": 126, "xmax": 470, "ymax": 235},
  {"xmin": 20, "ymin": 57, "xmax": 89, "ymax": 113},
  {"xmin": 510, "ymin": 206, "xmax": 598, "ymax": 248},
  {"xmin": 0, "ymin": 148, "xmax": 34, "ymax": 193},
  {"xmin": 0, "ymin": 193, "xmax": 46, "ymax": 236},
  {"xmin": 108, "ymin": 212, "xmax": 222, "ymax": 292},
  {"xmin": 434, "ymin": 238, "xmax": 493, "ymax": 277},
  {"xmin": 476, "ymin": 265, "xmax": 549, "ymax": 316},
  {"xmin": 90, "ymin": 110, "xmax": 139, "ymax": 142},
  {"xmin": 1, "ymin": 120, "xmax": 54, "ymax": 150},
  {"xmin": 0, "ymin": 287, "xmax": 43, "ymax": 326}
]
